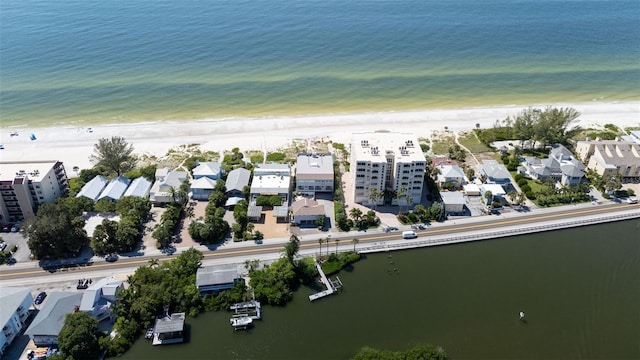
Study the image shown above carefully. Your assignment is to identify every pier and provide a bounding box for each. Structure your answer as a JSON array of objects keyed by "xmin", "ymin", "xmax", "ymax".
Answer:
[
  {"xmin": 309, "ymin": 261, "xmax": 343, "ymax": 302},
  {"xmin": 230, "ymin": 299, "xmax": 262, "ymax": 320}
]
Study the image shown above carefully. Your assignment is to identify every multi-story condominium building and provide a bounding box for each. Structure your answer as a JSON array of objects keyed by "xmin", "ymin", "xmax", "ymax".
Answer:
[
  {"xmin": 574, "ymin": 139, "xmax": 640, "ymax": 181},
  {"xmin": 0, "ymin": 287, "xmax": 33, "ymax": 356},
  {"xmin": 351, "ymin": 131, "xmax": 426, "ymax": 206},
  {"xmin": 296, "ymin": 153, "xmax": 334, "ymax": 195},
  {"xmin": 0, "ymin": 161, "xmax": 69, "ymax": 225}
]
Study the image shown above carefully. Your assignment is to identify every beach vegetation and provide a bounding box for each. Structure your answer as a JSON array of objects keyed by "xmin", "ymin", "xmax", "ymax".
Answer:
[
  {"xmin": 25, "ymin": 203, "xmax": 88, "ymax": 260},
  {"xmin": 430, "ymin": 131, "xmax": 456, "ymax": 155},
  {"xmin": 266, "ymin": 152, "xmax": 287, "ymax": 162},
  {"xmin": 183, "ymin": 155, "xmax": 208, "ymax": 171},
  {"xmin": 351, "ymin": 342, "xmax": 447, "ymax": 360},
  {"xmin": 94, "ymin": 198, "xmax": 117, "ymax": 213},
  {"xmin": 57, "ymin": 196, "xmax": 95, "ymax": 215},
  {"xmin": 54, "ymin": 312, "xmax": 103, "ymax": 360},
  {"xmin": 90, "ymin": 136, "xmax": 137, "ymax": 176}
]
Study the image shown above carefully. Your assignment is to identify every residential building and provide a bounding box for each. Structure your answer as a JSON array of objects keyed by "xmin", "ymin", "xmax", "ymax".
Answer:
[
  {"xmin": 192, "ymin": 161, "xmax": 223, "ymax": 180},
  {"xmin": 295, "ymin": 153, "xmax": 334, "ymax": 195},
  {"xmin": 574, "ymin": 139, "xmax": 640, "ymax": 181},
  {"xmin": 190, "ymin": 177, "xmax": 217, "ymax": 201},
  {"xmin": 290, "ymin": 198, "xmax": 326, "ymax": 226},
  {"xmin": 25, "ymin": 292, "xmax": 83, "ymax": 347},
  {"xmin": 436, "ymin": 164, "xmax": 466, "ymax": 188},
  {"xmin": 351, "ymin": 131, "xmax": 426, "ymax": 206},
  {"xmin": 440, "ymin": 192, "xmax": 466, "ymax": 215},
  {"xmin": 480, "ymin": 183, "xmax": 506, "ymax": 204},
  {"xmin": 477, "ymin": 160, "xmax": 511, "ymax": 188},
  {"xmin": 79, "ymin": 276, "xmax": 123, "ymax": 322},
  {"xmin": 153, "ymin": 313, "xmax": 186, "ymax": 346},
  {"xmin": 225, "ymin": 168, "xmax": 251, "ymax": 207},
  {"xmin": 0, "ymin": 161, "xmax": 69, "ymax": 225},
  {"xmin": 76, "ymin": 175, "xmax": 108, "ymax": 201},
  {"xmin": 97, "ymin": 176, "xmax": 131, "ymax": 201},
  {"xmin": 0, "ymin": 287, "xmax": 33, "ymax": 356},
  {"xmin": 149, "ymin": 168, "xmax": 189, "ymax": 205},
  {"xmin": 250, "ymin": 164, "xmax": 291, "ymax": 204},
  {"xmin": 123, "ymin": 177, "xmax": 153, "ymax": 198},
  {"xmin": 196, "ymin": 265, "xmax": 242, "ymax": 294},
  {"xmin": 519, "ymin": 144, "xmax": 586, "ymax": 186}
]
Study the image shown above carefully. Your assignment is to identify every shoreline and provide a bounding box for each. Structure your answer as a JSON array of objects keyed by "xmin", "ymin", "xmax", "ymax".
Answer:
[{"xmin": 1, "ymin": 101, "xmax": 638, "ymax": 172}]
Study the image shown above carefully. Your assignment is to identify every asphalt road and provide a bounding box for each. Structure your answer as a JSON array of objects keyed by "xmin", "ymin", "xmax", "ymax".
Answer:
[{"xmin": 1, "ymin": 202, "xmax": 637, "ymax": 286}]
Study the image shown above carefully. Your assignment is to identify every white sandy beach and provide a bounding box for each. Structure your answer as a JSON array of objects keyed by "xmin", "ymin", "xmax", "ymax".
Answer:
[{"xmin": 1, "ymin": 102, "xmax": 639, "ymax": 173}]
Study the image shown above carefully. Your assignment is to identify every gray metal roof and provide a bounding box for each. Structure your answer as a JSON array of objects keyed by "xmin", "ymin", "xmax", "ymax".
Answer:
[
  {"xmin": 480, "ymin": 160, "xmax": 511, "ymax": 180},
  {"xmin": 440, "ymin": 191, "xmax": 466, "ymax": 205},
  {"xmin": 193, "ymin": 162, "xmax": 222, "ymax": 178},
  {"xmin": 196, "ymin": 265, "xmax": 239, "ymax": 287},
  {"xmin": 25, "ymin": 292, "xmax": 83, "ymax": 337},
  {"xmin": 296, "ymin": 153, "xmax": 334, "ymax": 176},
  {"xmin": 123, "ymin": 177, "xmax": 153, "ymax": 198},
  {"xmin": 98, "ymin": 176, "xmax": 131, "ymax": 201},
  {"xmin": 0, "ymin": 287, "xmax": 32, "ymax": 328},
  {"xmin": 225, "ymin": 168, "xmax": 251, "ymax": 192},
  {"xmin": 155, "ymin": 313, "xmax": 185, "ymax": 333},
  {"xmin": 248, "ymin": 205, "xmax": 263, "ymax": 218},
  {"xmin": 79, "ymin": 276, "xmax": 123, "ymax": 312},
  {"xmin": 190, "ymin": 177, "xmax": 217, "ymax": 189},
  {"xmin": 76, "ymin": 175, "xmax": 108, "ymax": 201},
  {"xmin": 273, "ymin": 205, "xmax": 289, "ymax": 217}
]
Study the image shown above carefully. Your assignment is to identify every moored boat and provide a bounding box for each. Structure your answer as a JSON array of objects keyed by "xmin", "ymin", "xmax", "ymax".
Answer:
[{"xmin": 230, "ymin": 315, "xmax": 253, "ymax": 330}]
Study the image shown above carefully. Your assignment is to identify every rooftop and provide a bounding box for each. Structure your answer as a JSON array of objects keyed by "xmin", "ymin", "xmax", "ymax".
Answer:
[
  {"xmin": 155, "ymin": 313, "xmax": 186, "ymax": 334},
  {"xmin": 0, "ymin": 161, "xmax": 62, "ymax": 183},
  {"xmin": 352, "ymin": 131, "xmax": 425, "ymax": 163},
  {"xmin": 77, "ymin": 175, "xmax": 108, "ymax": 201},
  {"xmin": 25, "ymin": 292, "xmax": 83, "ymax": 337},
  {"xmin": 296, "ymin": 153, "xmax": 334, "ymax": 177},
  {"xmin": 196, "ymin": 265, "xmax": 240, "ymax": 287},
  {"xmin": 0, "ymin": 286, "xmax": 32, "ymax": 328},
  {"xmin": 123, "ymin": 177, "xmax": 153, "ymax": 197}
]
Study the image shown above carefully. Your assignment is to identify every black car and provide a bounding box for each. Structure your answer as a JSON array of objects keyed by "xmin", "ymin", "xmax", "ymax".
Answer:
[
  {"xmin": 34, "ymin": 291, "xmax": 47, "ymax": 305},
  {"xmin": 105, "ymin": 254, "xmax": 118, "ymax": 262}
]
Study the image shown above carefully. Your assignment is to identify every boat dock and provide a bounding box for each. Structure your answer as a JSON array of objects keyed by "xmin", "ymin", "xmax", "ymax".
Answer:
[
  {"xmin": 230, "ymin": 299, "xmax": 261, "ymax": 320},
  {"xmin": 309, "ymin": 261, "xmax": 343, "ymax": 302}
]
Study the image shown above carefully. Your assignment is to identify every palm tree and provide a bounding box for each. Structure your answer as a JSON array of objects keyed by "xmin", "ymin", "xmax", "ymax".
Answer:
[
  {"xmin": 352, "ymin": 238, "xmax": 359, "ymax": 252},
  {"xmin": 326, "ymin": 236, "xmax": 331, "ymax": 254},
  {"xmin": 349, "ymin": 207, "xmax": 363, "ymax": 223},
  {"xmin": 318, "ymin": 238, "xmax": 324, "ymax": 257},
  {"xmin": 368, "ymin": 188, "xmax": 381, "ymax": 209},
  {"xmin": 335, "ymin": 238, "xmax": 340, "ymax": 254},
  {"xmin": 148, "ymin": 258, "xmax": 159, "ymax": 268}
]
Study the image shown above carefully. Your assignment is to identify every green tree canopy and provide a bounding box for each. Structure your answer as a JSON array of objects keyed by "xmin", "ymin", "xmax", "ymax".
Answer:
[
  {"xmin": 26, "ymin": 203, "xmax": 88, "ymax": 259},
  {"xmin": 57, "ymin": 312, "xmax": 102, "ymax": 360},
  {"xmin": 90, "ymin": 136, "xmax": 137, "ymax": 176}
]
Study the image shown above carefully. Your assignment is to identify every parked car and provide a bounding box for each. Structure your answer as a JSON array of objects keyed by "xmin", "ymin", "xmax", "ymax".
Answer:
[
  {"xmin": 34, "ymin": 291, "xmax": 47, "ymax": 305},
  {"xmin": 105, "ymin": 254, "xmax": 118, "ymax": 262},
  {"xmin": 627, "ymin": 197, "xmax": 638, "ymax": 204},
  {"xmin": 0, "ymin": 242, "xmax": 6, "ymax": 251}
]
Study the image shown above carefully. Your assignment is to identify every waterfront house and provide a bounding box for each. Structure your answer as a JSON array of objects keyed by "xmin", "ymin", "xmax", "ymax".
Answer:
[
  {"xmin": 0, "ymin": 287, "xmax": 33, "ymax": 356},
  {"xmin": 0, "ymin": 161, "xmax": 69, "ymax": 225},
  {"xmin": 519, "ymin": 144, "xmax": 586, "ymax": 186},
  {"xmin": 477, "ymin": 160, "xmax": 511, "ymax": 189},
  {"xmin": 480, "ymin": 183, "xmax": 506, "ymax": 204},
  {"xmin": 295, "ymin": 153, "xmax": 334, "ymax": 195},
  {"xmin": 440, "ymin": 191, "xmax": 466, "ymax": 215},
  {"xmin": 225, "ymin": 168, "xmax": 251, "ymax": 207},
  {"xmin": 290, "ymin": 198, "xmax": 325, "ymax": 226},
  {"xmin": 250, "ymin": 164, "xmax": 291, "ymax": 205},
  {"xmin": 76, "ymin": 175, "xmax": 108, "ymax": 202},
  {"xmin": 153, "ymin": 313, "xmax": 186, "ymax": 346},
  {"xmin": 437, "ymin": 164, "xmax": 466, "ymax": 189},
  {"xmin": 192, "ymin": 161, "xmax": 223, "ymax": 181},
  {"xmin": 97, "ymin": 176, "xmax": 131, "ymax": 201},
  {"xmin": 123, "ymin": 177, "xmax": 153, "ymax": 198},
  {"xmin": 79, "ymin": 276, "xmax": 123, "ymax": 322},
  {"xmin": 25, "ymin": 292, "xmax": 82, "ymax": 347},
  {"xmin": 190, "ymin": 177, "xmax": 218, "ymax": 201},
  {"xmin": 149, "ymin": 168, "xmax": 188, "ymax": 205},
  {"xmin": 196, "ymin": 264, "xmax": 242, "ymax": 295},
  {"xmin": 575, "ymin": 138, "xmax": 640, "ymax": 182}
]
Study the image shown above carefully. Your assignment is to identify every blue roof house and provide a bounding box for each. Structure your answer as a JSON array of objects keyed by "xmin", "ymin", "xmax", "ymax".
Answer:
[
  {"xmin": 98, "ymin": 176, "xmax": 131, "ymax": 201},
  {"xmin": 76, "ymin": 175, "xmax": 108, "ymax": 201}
]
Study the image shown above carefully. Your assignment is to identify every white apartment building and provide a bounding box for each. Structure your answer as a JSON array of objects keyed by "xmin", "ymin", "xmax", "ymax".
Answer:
[
  {"xmin": 0, "ymin": 287, "xmax": 33, "ymax": 356},
  {"xmin": 351, "ymin": 131, "xmax": 426, "ymax": 206},
  {"xmin": 0, "ymin": 161, "xmax": 69, "ymax": 225}
]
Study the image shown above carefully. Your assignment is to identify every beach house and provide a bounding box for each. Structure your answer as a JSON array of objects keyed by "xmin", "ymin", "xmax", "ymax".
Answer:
[
  {"xmin": 149, "ymin": 167, "xmax": 189, "ymax": 205},
  {"xmin": 0, "ymin": 287, "xmax": 33, "ymax": 356},
  {"xmin": 351, "ymin": 131, "xmax": 426, "ymax": 206},
  {"xmin": 225, "ymin": 168, "xmax": 251, "ymax": 207},
  {"xmin": 190, "ymin": 177, "xmax": 218, "ymax": 201},
  {"xmin": 196, "ymin": 264, "xmax": 242, "ymax": 295},
  {"xmin": 25, "ymin": 292, "xmax": 83, "ymax": 347},
  {"xmin": 295, "ymin": 153, "xmax": 334, "ymax": 195},
  {"xmin": 437, "ymin": 164, "xmax": 466, "ymax": 189},
  {"xmin": 97, "ymin": 176, "xmax": 131, "ymax": 201},
  {"xmin": 78, "ymin": 276, "xmax": 123, "ymax": 322},
  {"xmin": 477, "ymin": 160, "xmax": 512, "ymax": 189},
  {"xmin": 440, "ymin": 191, "xmax": 466, "ymax": 215},
  {"xmin": 192, "ymin": 161, "xmax": 223, "ymax": 180},
  {"xmin": 290, "ymin": 198, "xmax": 326, "ymax": 226},
  {"xmin": 519, "ymin": 144, "xmax": 586, "ymax": 186},
  {"xmin": 0, "ymin": 161, "xmax": 69, "ymax": 225},
  {"xmin": 575, "ymin": 138, "xmax": 640, "ymax": 182},
  {"xmin": 123, "ymin": 177, "xmax": 153, "ymax": 198},
  {"xmin": 76, "ymin": 175, "xmax": 108, "ymax": 202},
  {"xmin": 250, "ymin": 164, "xmax": 292, "ymax": 204}
]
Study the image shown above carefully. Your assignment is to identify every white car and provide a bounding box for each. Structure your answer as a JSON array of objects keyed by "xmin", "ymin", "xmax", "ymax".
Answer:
[{"xmin": 627, "ymin": 197, "xmax": 638, "ymax": 204}]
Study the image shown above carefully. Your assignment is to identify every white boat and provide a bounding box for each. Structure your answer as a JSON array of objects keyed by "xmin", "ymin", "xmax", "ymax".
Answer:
[{"xmin": 230, "ymin": 315, "xmax": 253, "ymax": 330}]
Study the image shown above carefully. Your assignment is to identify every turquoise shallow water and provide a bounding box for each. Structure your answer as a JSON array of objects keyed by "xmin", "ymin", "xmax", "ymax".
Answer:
[{"xmin": 1, "ymin": 0, "xmax": 639, "ymax": 127}]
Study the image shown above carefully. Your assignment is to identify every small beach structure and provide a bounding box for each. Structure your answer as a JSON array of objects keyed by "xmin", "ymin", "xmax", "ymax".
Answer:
[
  {"xmin": 309, "ymin": 260, "xmax": 343, "ymax": 302},
  {"xmin": 152, "ymin": 312, "xmax": 186, "ymax": 345}
]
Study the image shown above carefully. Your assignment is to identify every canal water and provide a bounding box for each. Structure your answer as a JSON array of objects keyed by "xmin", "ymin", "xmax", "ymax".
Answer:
[{"xmin": 120, "ymin": 220, "xmax": 640, "ymax": 359}]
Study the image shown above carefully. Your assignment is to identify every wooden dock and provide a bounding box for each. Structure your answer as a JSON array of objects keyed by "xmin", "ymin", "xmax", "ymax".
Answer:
[
  {"xmin": 309, "ymin": 261, "xmax": 343, "ymax": 302},
  {"xmin": 230, "ymin": 300, "xmax": 261, "ymax": 320}
]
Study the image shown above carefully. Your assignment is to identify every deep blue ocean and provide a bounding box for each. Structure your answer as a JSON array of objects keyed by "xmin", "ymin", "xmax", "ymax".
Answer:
[{"xmin": 1, "ymin": 0, "xmax": 639, "ymax": 126}]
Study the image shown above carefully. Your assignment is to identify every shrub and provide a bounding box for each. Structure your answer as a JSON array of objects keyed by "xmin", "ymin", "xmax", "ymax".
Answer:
[
  {"xmin": 517, "ymin": 178, "xmax": 528, "ymax": 187},
  {"xmin": 514, "ymin": 173, "xmax": 524, "ymax": 181},
  {"xmin": 255, "ymin": 195, "xmax": 282, "ymax": 207},
  {"xmin": 520, "ymin": 184, "xmax": 531, "ymax": 193},
  {"xmin": 525, "ymin": 191, "xmax": 536, "ymax": 200}
]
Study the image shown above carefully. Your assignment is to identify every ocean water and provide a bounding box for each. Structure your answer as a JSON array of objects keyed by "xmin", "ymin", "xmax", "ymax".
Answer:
[{"xmin": 1, "ymin": 0, "xmax": 639, "ymax": 127}]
